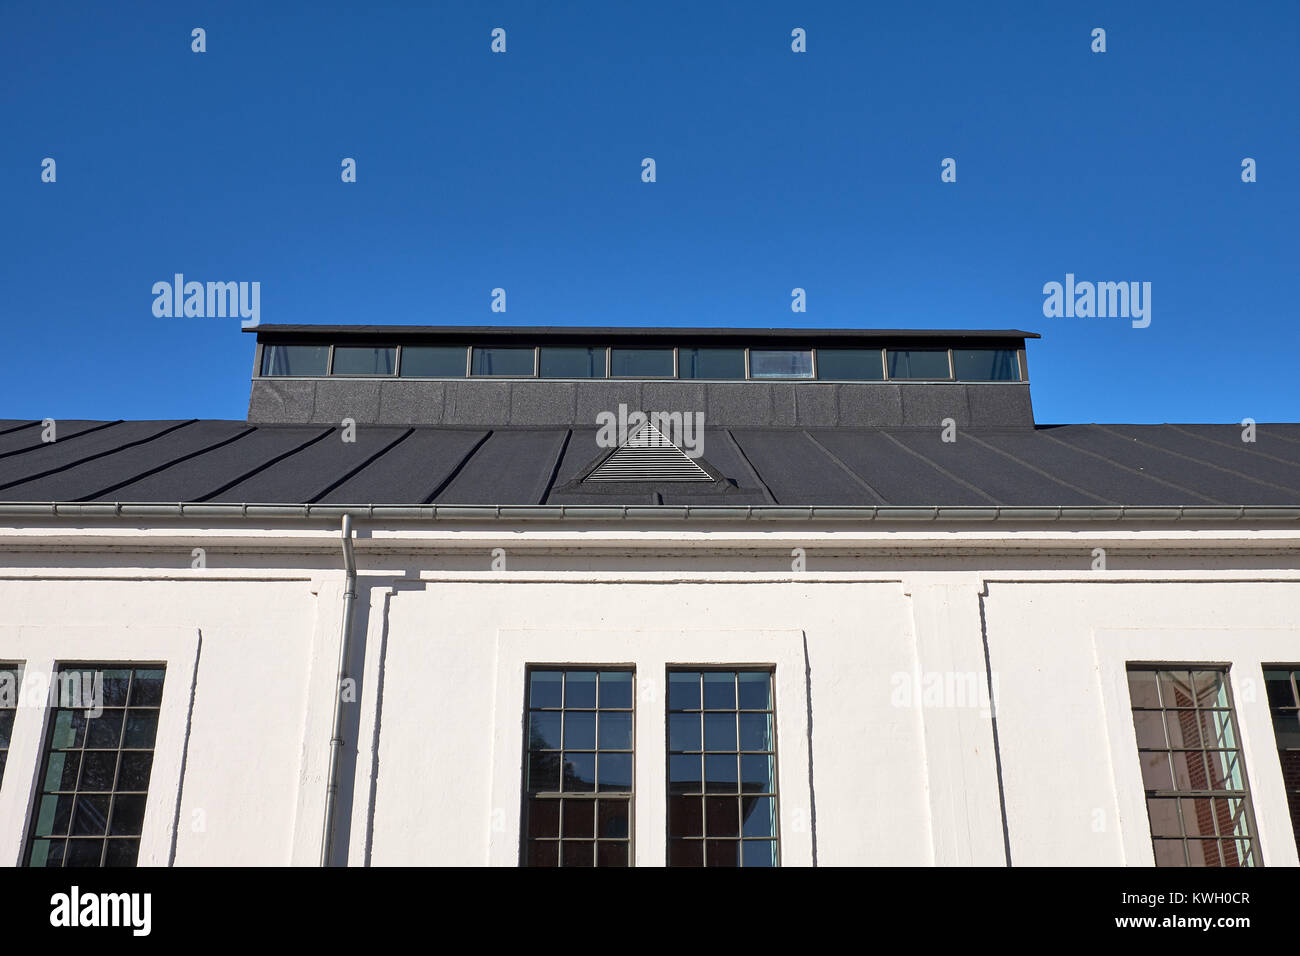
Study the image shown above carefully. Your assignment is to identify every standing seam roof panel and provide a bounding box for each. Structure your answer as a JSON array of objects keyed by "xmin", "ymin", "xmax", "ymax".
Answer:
[
  {"xmin": 879, "ymin": 430, "xmax": 1110, "ymax": 506},
  {"xmin": 808, "ymin": 430, "xmax": 996, "ymax": 505},
  {"xmin": 435, "ymin": 430, "xmax": 568, "ymax": 505},
  {"xmin": 974, "ymin": 428, "xmax": 1218, "ymax": 506},
  {"xmin": 1159, "ymin": 425, "xmax": 1300, "ymax": 470},
  {"xmin": 316, "ymin": 429, "xmax": 491, "ymax": 504},
  {"xmin": 0, "ymin": 421, "xmax": 118, "ymax": 457},
  {"xmin": 3, "ymin": 422, "xmax": 252, "ymax": 502},
  {"xmin": 728, "ymin": 430, "xmax": 882, "ymax": 506},
  {"xmin": 208, "ymin": 427, "xmax": 414, "ymax": 504},
  {"xmin": 0, "ymin": 421, "xmax": 193, "ymax": 490},
  {"xmin": 1088, "ymin": 425, "xmax": 1300, "ymax": 501},
  {"xmin": 98, "ymin": 425, "xmax": 332, "ymax": 502}
]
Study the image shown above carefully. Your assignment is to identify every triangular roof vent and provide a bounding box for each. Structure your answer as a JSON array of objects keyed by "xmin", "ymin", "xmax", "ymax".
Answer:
[{"xmin": 584, "ymin": 422, "xmax": 712, "ymax": 482}]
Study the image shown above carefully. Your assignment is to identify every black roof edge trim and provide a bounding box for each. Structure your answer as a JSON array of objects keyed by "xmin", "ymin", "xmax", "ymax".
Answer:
[{"xmin": 249, "ymin": 325, "xmax": 1040, "ymax": 342}]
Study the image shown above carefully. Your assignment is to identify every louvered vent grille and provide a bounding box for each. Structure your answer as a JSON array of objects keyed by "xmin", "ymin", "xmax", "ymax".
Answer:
[{"xmin": 584, "ymin": 422, "xmax": 712, "ymax": 482}]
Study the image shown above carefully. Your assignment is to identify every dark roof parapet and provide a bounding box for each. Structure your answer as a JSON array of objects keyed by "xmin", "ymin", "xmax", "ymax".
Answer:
[{"xmin": 249, "ymin": 324, "xmax": 1039, "ymax": 345}]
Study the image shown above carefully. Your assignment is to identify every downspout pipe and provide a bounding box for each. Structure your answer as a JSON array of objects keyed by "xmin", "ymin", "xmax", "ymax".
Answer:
[{"xmin": 321, "ymin": 513, "xmax": 357, "ymax": 866}]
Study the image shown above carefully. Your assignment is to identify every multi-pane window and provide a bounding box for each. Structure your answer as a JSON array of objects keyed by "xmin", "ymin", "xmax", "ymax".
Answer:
[
  {"xmin": 885, "ymin": 349, "xmax": 951, "ymax": 380},
  {"xmin": 749, "ymin": 349, "xmax": 813, "ymax": 379},
  {"xmin": 1127, "ymin": 666, "xmax": 1258, "ymax": 867},
  {"xmin": 952, "ymin": 348, "xmax": 1019, "ymax": 381},
  {"xmin": 26, "ymin": 665, "xmax": 166, "ymax": 868},
  {"xmin": 667, "ymin": 669, "xmax": 778, "ymax": 867},
  {"xmin": 471, "ymin": 346, "xmax": 535, "ymax": 377},
  {"xmin": 261, "ymin": 344, "xmax": 329, "ymax": 376},
  {"xmin": 609, "ymin": 348, "xmax": 673, "ymax": 378},
  {"xmin": 522, "ymin": 668, "xmax": 634, "ymax": 867},
  {"xmin": 331, "ymin": 346, "xmax": 396, "ymax": 376},
  {"xmin": 679, "ymin": 348, "xmax": 745, "ymax": 380},
  {"xmin": 1263, "ymin": 666, "xmax": 1300, "ymax": 856},
  {"xmin": 816, "ymin": 348, "xmax": 884, "ymax": 381},
  {"xmin": 539, "ymin": 347, "xmax": 606, "ymax": 379},
  {"xmin": 259, "ymin": 340, "xmax": 1029, "ymax": 382},
  {"xmin": 0, "ymin": 663, "xmax": 18, "ymax": 788},
  {"xmin": 399, "ymin": 346, "xmax": 468, "ymax": 377}
]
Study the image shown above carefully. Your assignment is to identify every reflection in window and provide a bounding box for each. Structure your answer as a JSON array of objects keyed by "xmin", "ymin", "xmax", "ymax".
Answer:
[
  {"xmin": 540, "ymin": 347, "xmax": 607, "ymax": 379},
  {"xmin": 667, "ymin": 669, "xmax": 778, "ymax": 867},
  {"xmin": 886, "ymin": 349, "xmax": 950, "ymax": 380},
  {"xmin": 261, "ymin": 345, "xmax": 329, "ymax": 376},
  {"xmin": 680, "ymin": 349, "xmax": 745, "ymax": 380},
  {"xmin": 26, "ymin": 665, "xmax": 166, "ymax": 868},
  {"xmin": 749, "ymin": 350, "xmax": 813, "ymax": 379},
  {"xmin": 610, "ymin": 349, "xmax": 674, "ymax": 378},
  {"xmin": 522, "ymin": 668, "xmax": 634, "ymax": 867},
  {"xmin": 952, "ymin": 349, "xmax": 1018, "ymax": 381},
  {"xmin": 1127, "ymin": 667, "xmax": 1259, "ymax": 866},
  {"xmin": 399, "ymin": 346, "xmax": 467, "ymax": 378},
  {"xmin": 1263, "ymin": 667, "xmax": 1300, "ymax": 856},
  {"xmin": 816, "ymin": 349, "xmax": 884, "ymax": 381},
  {"xmin": 471, "ymin": 347, "xmax": 535, "ymax": 377},
  {"xmin": 331, "ymin": 346, "xmax": 396, "ymax": 376}
]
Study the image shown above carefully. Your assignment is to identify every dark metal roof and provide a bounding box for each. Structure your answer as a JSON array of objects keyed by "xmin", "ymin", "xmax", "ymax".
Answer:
[
  {"xmin": 0, "ymin": 419, "xmax": 1295, "ymax": 508},
  {"xmin": 249, "ymin": 325, "xmax": 1039, "ymax": 343}
]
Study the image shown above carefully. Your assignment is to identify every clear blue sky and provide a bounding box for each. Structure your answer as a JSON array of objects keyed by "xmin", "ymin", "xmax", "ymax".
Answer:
[{"xmin": 1, "ymin": 1, "xmax": 1295, "ymax": 424}]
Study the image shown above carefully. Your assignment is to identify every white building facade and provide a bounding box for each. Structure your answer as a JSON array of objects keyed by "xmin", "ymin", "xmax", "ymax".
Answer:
[{"xmin": 0, "ymin": 325, "xmax": 1296, "ymax": 867}]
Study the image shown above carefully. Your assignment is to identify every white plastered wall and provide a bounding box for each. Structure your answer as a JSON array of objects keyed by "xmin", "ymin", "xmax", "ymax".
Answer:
[
  {"xmin": 359, "ymin": 580, "xmax": 931, "ymax": 866},
  {"xmin": 983, "ymin": 580, "xmax": 1300, "ymax": 867},
  {"xmin": 0, "ymin": 526, "xmax": 1296, "ymax": 867},
  {"xmin": 0, "ymin": 574, "xmax": 326, "ymax": 865}
]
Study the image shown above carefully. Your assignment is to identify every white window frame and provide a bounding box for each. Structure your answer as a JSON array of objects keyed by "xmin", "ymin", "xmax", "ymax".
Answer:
[
  {"xmin": 1096, "ymin": 627, "xmax": 1300, "ymax": 868},
  {"xmin": 488, "ymin": 627, "xmax": 813, "ymax": 866},
  {"xmin": 0, "ymin": 626, "xmax": 200, "ymax": 867}
]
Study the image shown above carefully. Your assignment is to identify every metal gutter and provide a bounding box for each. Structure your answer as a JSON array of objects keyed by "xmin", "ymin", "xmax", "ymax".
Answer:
[
  {"xmin": 0, "ymin": 502, "xmax": 1297, "ymax": 522},
  {"xmin": 321, "ymin": 514, "xmax": 356, "ymax": 867}
]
